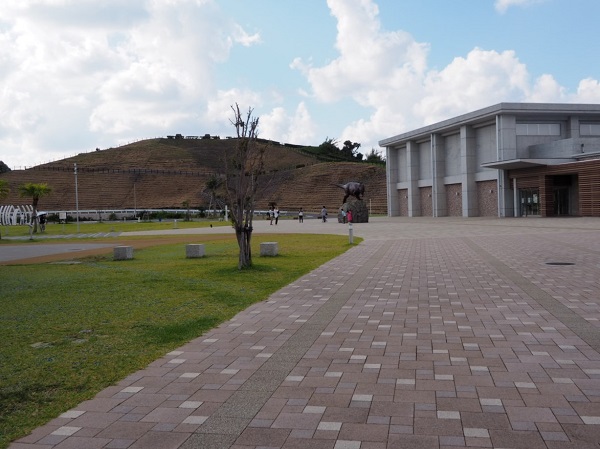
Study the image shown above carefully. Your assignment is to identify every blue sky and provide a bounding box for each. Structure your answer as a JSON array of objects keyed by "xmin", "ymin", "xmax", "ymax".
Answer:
[{"xmin": 2, "ymin": 0, "xmax": 600, "ymax": 168}]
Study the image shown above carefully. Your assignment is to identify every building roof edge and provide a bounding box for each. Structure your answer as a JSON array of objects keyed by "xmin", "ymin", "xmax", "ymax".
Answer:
[{"xmin": 379, "ymin": 102, "xmax": 600, "ymax": 148}]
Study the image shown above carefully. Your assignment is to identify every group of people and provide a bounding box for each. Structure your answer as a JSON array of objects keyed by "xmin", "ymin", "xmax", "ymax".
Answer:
[
  {"xmin": 266, "ymin": 206, "xmax": 352, "ymax": 224},
  {"xmin": 339, "ymin": 207, "xmax": 353, "ymax": 224},
  {"xmin": 268, "ymin": 206, "xmax": 280, "ymax": 225},
  {"xmin": 321, "ymin": 205, "xmax": 353, "ymax": 224}
]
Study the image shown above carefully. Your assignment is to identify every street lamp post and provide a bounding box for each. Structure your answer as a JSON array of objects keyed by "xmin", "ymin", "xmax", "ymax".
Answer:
[{"xmin": 74, "ymin": 163, "xmax": 80, "ymax": 232}]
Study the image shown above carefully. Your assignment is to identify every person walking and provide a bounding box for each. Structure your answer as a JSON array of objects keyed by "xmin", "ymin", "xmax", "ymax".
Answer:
[
  {"xmin": 298, "ymin": 208, "xmax": 304, "ymax": 223},
  {"xmin": 321, "ymin": 206, "xmax": 327, "ymax": 222},
  {"xmin": 269, "ymin": 207, "xmax": 274, "ymax": 225},
  {"xmin": 274, "ymin": 207, "xmax": 280, "ymax": 225},
  {"xmin": 38, "ymin": 213, "xmax": 47, "ymax": 232}
]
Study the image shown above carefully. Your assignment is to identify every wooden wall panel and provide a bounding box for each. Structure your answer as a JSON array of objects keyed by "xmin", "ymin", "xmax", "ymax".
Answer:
[{"xmin": 509, "ymin": 159, "xmax": 600, "ymax": 217}]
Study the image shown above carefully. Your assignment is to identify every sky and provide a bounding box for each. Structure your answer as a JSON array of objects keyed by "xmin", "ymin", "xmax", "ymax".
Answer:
[{"xmin": 2, "ymin": 0, "xmax": 600, "ymax": 168}]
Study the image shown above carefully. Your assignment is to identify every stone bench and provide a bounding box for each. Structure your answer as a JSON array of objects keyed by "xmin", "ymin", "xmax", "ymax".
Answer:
[
  {"xmin": 114, "ymin": 246, "xmax": 134, "ymax": 260},
  {"xmin": 260, "ymin": 242, "xmax": 278, "ymax": 257},
  {"xmin": 186, "ymin": 244, "xmax": 205, "ymax": 258}
]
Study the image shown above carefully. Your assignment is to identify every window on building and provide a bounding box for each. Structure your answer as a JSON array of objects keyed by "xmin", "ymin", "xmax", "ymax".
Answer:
[
  {"xmin": 580, "ymin": 123, "xmax": 600, "ymax": 136},
  {"xmin": 516, "ymin": 123, "xmax": 561, "ymax": 136}
]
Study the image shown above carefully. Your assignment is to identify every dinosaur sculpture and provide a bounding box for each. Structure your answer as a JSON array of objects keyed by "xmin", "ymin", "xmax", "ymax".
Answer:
[{"xmin": 336, "ymin": 181, "xmax": 365, "ymax": 203}]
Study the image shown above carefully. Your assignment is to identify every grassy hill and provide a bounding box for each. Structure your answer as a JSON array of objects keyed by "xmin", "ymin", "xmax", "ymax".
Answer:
[{"xmin": 0, "ymin": 138, "xmax": 387, "ymax": 215}]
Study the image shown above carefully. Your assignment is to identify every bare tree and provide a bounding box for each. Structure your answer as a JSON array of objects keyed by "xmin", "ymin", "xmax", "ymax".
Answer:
[
  {"xmin": 182, "ymin": 200, "xmax": 191, "ymax": 221},
  {"xmin": 223, "ymin": 104, "xmax": 265, "ymax": 269}
]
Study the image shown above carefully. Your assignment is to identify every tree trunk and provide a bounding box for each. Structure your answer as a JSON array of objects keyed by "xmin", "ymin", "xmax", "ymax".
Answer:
[
  {"xmin": 235, "ymin": 226, "xmax": 253, "ymax": 269},
  {"xmin": 31, "ymin": 199, "xmax": 39, "ymax": 234}
]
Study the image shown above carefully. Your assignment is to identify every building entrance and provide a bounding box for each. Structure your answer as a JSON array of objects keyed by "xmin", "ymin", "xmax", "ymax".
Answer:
[
  {"xmin": 519, "ymin": 188, "xmax": 540, "ymax": 217},
  {"xmin": 553, "ymin": 187, "xmax": 570, "ymax": 216},
  {"xmin": 550, "ymin": 174, "xmax": 576, "ymax": 216}
]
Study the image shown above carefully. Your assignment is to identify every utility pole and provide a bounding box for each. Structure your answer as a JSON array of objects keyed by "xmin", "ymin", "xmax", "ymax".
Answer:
[{"xmin": 74, "ymin": 163, "xmax": 80, "ymax": 232}]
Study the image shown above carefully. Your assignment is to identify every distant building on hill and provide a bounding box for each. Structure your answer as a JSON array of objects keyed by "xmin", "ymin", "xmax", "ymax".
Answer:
[{"xmin": 379, "ymin": 103, "xmax": 600, "ymax": 218}]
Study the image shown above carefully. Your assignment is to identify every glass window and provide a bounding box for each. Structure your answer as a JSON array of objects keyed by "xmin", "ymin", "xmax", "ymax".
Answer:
[
  {"xmin": 580, "ymin": 123, "xmax": 600, "ymax": 136},
  {"xmin": 519, "ymin": 188, "xmax": 540, "ymax": 216},
  {"xmin": 516, "ymin": 123, "xmax": 560, "ymax": 136}
]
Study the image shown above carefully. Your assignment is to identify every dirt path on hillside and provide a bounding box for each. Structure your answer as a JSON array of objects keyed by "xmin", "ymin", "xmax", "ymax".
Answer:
[{"xmin": 0, "ymin": 234, "xmax": 236, "ymax": 265}]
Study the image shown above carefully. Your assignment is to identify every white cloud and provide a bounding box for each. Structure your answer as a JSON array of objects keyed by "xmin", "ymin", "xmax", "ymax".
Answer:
[
  {"xmin": 525, "ymin": 74, "xmax": 567, "ymax": 102},
  {"xmin": 292, "ymin": 0, "xmax": 430, "ymax": 151},
  {"xmin": 232, "ymin": 23, "xmax": 261, "ymax": 47},
  {"xmin": 572, "ymin": 78, "xmax": 600, "ymax": 103},
  {"xmin": 204, "ymin": 89, "xmax": 263, "ymax": 131},
  {"xmin": 0, "ymin": 0, "xmax": 259, "ymax": 166},
  {"xmin": 88, "ymin": 0, "xmax": 243, "ymax": 135},
  {"xmin": 295, "ymin": 0, "xmax": 428, "ymax": 104},
  {"xmin": 494, "ymin": 0, "xmax": 547, "ymax": 14},
  {"xmin": 2, "ymin": 0, "xmax": 599, "ymax": 169},
  {"xmin": 295, "ymin": 0, "xmax": 600, "ymax": 153},
  {"xmin": 260, "ymin": 102, "xmax": 317, "ymax": 145},
  {"xmin": 2, "ymin": 0, "xmax": 149, "ymax": 29},
  {"xmin": 414, "ymin": 48, "xmax": 530, "ymax": 124}
]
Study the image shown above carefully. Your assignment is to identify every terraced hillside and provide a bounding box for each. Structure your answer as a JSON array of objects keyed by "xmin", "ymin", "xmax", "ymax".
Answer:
[
  {"xmin": 0, "ymin": 138, "xmax": 387, "ymax": 215},
  {"xmin": 262, "ymin": 162, "xmax": 387, "ymax": 214}
]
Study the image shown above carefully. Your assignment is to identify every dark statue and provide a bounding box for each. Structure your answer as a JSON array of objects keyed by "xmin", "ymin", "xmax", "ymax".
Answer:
[
  {"xmin": 336, "ymin": 181, "xmax": 365, "ymax": 203},
  {"xmin": 336, "ymin": 182, "xmax": 368, "ymax": 223}
]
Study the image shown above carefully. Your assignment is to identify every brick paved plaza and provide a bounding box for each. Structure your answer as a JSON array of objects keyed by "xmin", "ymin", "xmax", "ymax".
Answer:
[{"xmin": 9, "ymin": 217, "xmax": 600, "ymax": 449}]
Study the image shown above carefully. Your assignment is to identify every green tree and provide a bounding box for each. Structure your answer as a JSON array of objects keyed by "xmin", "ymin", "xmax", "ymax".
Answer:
[
  {"xmin": 317, "ymin": 138, "xmax": 362, "ymax": 161},
  {"xmin": 223, "ymin": 104, "xmax": 265, "ymax": 269},
  {"xmin": 18, "ymin": 182, "xmax": 52, "ymax": 233},
  {"xmin": 204, "ymin": 174, "xmax": 222, "ymax": 218},
  {"xmin": 365, "ymin": 148, "xmax": 385, "ymax": 164},
  {"xmin": 319, "ymin": 137, "xmax": 339, "ymax": 154},
  {"xmin": 342, "ymin": 140, "xmax": 361, "ymax": 160},
  {"xmin": 0, "ymin": 161, "xmax": 10, "ymax": 174}
]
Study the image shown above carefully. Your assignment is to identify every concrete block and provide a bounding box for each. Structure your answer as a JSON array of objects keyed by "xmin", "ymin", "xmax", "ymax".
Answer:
[
  {"xmin": 114, "ymin": 246, "xmax": 133, "ymax": 260},
  {"xmin": 186, "ymin": 243, "xmax": 205, "ymax": 258},
  {"xmin": 260, "ymin": 242, "xmax": 278, "ymax": 256}
]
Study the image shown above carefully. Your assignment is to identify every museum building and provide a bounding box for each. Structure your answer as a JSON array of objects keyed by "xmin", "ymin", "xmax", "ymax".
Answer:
[{"xmin": 379, "ymin": 103, "xmax": 600, "ymax": 218}]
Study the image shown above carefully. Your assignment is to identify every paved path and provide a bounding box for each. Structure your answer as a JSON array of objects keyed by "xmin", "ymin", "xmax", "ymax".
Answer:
[
  {"xmin": 9, "ymin": 217, "xmax": 600, "ymax": 448},
  {"xmin": 2, "ymin": 232, "xmax": 120, "ymax": 242}
]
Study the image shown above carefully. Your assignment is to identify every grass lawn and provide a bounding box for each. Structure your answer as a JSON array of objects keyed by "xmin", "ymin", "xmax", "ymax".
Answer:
[{"xmin": 0, "ymin": 233, "xmax": 360, "ymax": 448}]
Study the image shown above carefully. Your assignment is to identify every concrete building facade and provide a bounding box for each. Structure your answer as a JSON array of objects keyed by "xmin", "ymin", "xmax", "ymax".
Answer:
[{"xmin": 379, "ymin": 103, "xmax": 600, "ymax": 218}]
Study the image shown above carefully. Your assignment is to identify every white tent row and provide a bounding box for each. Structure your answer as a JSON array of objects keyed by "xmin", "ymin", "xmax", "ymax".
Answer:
[{"xmin": 0, "ymin": 205, "xmax": 34, "ymax": 226}]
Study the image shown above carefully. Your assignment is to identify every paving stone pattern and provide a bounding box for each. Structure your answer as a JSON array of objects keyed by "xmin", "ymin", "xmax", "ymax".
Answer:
[{"xmin": 9, "ymin": 218, "xmax": 600, "ymax": 448}]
